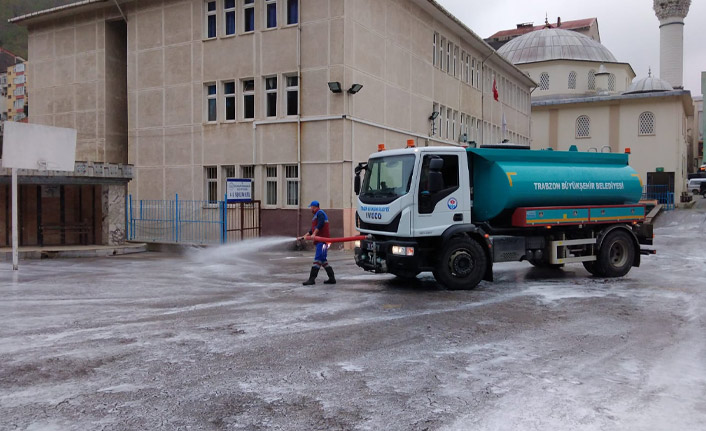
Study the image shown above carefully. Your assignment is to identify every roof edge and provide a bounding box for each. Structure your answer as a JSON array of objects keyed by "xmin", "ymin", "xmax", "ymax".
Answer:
[{"xmin": 9, "ymin": 0, "xmax": 109, "ymax": 25}]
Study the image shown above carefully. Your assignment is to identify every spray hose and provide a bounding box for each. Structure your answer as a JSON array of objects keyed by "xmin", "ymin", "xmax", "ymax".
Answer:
[{"xmin": 304, "ymin": 235, "xmax": 367, "ymax": 244}]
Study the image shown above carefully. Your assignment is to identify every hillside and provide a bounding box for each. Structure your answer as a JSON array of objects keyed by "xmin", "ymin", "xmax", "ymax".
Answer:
[{"xmin": 0, "ymin": 0, "xmax": 76, "ymax": 59}]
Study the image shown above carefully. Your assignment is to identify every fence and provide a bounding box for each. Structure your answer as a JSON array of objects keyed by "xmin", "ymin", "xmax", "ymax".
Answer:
[
  {"xmin": 127, "ymin": 195, "xmax": 261, "ymax": 244},
  {"xmin": 642, "ymin": 185, "xmax": 674, "ymax": 211}
]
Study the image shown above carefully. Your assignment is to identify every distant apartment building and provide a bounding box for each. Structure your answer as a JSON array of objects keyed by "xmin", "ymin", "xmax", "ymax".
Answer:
[
  {"xmin": 0, "ymin": 48, "xmax": 26, "ymax": 122},
  {"xmin": 485, "ymin": 17, "xmax": 600, "ymax": 50},
  {"xmin": 9, "ymin": 0, "xmax": 534, "ymax": 240},
  {"xmin": 5, "ymin": 62, "xmax": 28, "ymax": 122}
]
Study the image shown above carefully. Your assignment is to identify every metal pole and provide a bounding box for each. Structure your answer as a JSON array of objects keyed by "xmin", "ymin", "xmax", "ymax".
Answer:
[{"xmin": 11, "ymin": 168, "xmax": 19, "ymax": 271}]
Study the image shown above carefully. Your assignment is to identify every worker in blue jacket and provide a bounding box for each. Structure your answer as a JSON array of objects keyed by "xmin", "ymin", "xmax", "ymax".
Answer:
[{"xmin": 297, "ymin": 201, "xmax": 336, "ymax": 285}]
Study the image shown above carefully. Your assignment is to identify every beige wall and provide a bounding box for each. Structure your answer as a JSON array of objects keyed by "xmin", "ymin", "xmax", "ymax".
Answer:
[
  {"xmin": 22, "ymin": 0, "xmax": 533, "ymax": 236},
  {"xmin": 532, "ymin": 96, "xmax": 691, "ymax": 197},
  {"xmin": 524, "ymin": 60, "xmax": 634, "ymax": 97}
]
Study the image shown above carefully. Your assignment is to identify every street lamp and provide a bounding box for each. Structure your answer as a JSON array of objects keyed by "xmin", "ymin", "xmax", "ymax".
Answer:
[
  {"xmin": 348, "ymin": 83, "xmax": 363, "ymax": 94},
  {"xmin": 328, "ymin": 81, "xmax": 342, "ymax": 93}
]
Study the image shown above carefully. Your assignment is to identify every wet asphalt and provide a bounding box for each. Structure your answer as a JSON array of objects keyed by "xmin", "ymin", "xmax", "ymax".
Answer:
[{"xmin": 1, "ymin": 199, "xmax": 706, "ymax": 430}]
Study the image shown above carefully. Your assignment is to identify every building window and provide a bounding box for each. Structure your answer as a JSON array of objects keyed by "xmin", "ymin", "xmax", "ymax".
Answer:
[
  {"xmin": 224, "ymin": 0, "xmax": 236, "ymax": 35},
  {"xmin": 285, "ymin": 74, "xmax": 298, "ymax": 116},
  {"xmin": 287, "ymin": 0, "xmax": 298, "ymax": 25},
  {"xmin": 222, "ymin": 165, "xmax": 235, "ymax": 196},
  {"xmin": 266, "ymin": 166, "xmax": 278, "ymax": 205},
  {"xmin": 446, "ymin": 107, "xmax": 451, "ymax": 139},
  {"xmin": 465, "ymin": 54, "xmax": 470, "ymax": 84},
  {"xmin": 437, "ymin": 104, "xmax": 444, "ymax": 138},
  {"xmin": 431, "ymin": 33, "xmax": 439, "ymax": 66},
  {"xmin": 222, "ymin": 81, "xmax": 235, "ymax": 121},
  {"xmin": 439, "ymin": 38, "xmax": 445, "ymax": 71},
  {"xmin": 539, "ymin": 72, "xmax": 549, "ymax": 91},
  {"xmin": 205, "ymin": 166, "xmax": 218, "ymax": 202},
  {"xmin": 568, "ymin": 71, "xmax": 576, "ymax": 89},
  {"xmin": 446, "ymin": 42, "xmax": 451, "ymax": 75},
  {"xmin": 241, "ymin": 165, "xmax": 255, "ymax": 196},
  {"xmin": 639, "ymin": 111, "xmax": 655, "ymax": 136},
  {"xmin": 205, "ymin": 1, "xmax": 217, "ymax": 38},
  {"xmin": 244, "ymin": 0, "xmax": 255, "ymax": 32},
  {"xmin": 452, "ymin": 111, "xmax": 457, "ymax": 141},
  {"xmin": 453, "ymin": 46, "xmax": 458, "ymax": 77},
  {"xmin": 588, "ymin": 70, "xmax": 596, "ymax": 90},
  {"xmin": 242, "ymin": 79, "xmax": 254, "ymax": 119},
  {"xmin": 264, "ymin": 76, "xmax": 277, "ymax": 117},
  {"xmin": 265, "ymin": 0, "xmax": 277, "ymax": 29},
  {"xmin": 285, "ymin": 165, "xmax": 299, "ymax": 206},
  {"xmin": 206, "ymin": 83, "xmax": 217, "ymax": 122},
  {"xmin": 576, "ymin": 115, "xmax": 591, "ymax": 138},
  {"xmin": 608, "ymin": 73, "xmax": 616, "ymax": 91}
]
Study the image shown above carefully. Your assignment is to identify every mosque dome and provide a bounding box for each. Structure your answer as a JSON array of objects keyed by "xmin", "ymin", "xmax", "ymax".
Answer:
[
  {"xmin": 497, "ymin": 28, "xmax": 618, "ymax": 65},
  {"xmin": 623, "ymin": 76, "xmax": 674, "ymax": 94}
]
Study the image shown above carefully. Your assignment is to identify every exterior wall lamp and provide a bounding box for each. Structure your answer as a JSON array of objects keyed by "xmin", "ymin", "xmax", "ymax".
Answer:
[
  {"xmin": 328, "ymin": 82, "xmax": 342, "ymax": 93},
  {"xmin": 348, "ymin": 84, "xmax": 363, "ymax": 94}
]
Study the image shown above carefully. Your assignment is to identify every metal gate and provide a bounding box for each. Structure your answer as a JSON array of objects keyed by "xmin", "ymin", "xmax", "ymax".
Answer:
[{"xmin": 127, "ymin": 195, "xmax": 261, "ymax": 244}]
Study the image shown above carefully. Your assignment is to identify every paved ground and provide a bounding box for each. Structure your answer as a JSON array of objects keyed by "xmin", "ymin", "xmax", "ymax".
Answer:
[{"xmin": 2, "ymin": 199, "xmax": 706, "ymax": 431}]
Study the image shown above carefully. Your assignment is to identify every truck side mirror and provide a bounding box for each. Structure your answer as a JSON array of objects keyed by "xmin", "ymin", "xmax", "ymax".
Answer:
[{"xmin": 354, "ymin": 174, "xmax": 361, "ymax": 195}]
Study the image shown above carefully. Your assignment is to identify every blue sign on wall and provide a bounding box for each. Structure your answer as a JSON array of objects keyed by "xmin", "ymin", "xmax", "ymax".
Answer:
[{"xmin": 226, "ymin": 179, "xmax": 252, "ymax": 203}]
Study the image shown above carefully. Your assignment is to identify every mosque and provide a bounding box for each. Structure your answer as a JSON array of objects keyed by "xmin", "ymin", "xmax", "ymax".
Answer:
[{"xmin": 492, "ymin": 0, "xmax": 695, "ymax": 199}]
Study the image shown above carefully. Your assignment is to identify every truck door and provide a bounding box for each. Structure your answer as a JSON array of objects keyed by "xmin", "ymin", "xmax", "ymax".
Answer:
[{"xmin": 413, "ymin": 154, "xmax": 468, "ymax": 236}]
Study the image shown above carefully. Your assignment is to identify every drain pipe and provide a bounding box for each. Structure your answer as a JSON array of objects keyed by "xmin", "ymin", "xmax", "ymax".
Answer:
[{"xmin": 296, "ymin": 7, "xmax": 302, "ymax": 238}]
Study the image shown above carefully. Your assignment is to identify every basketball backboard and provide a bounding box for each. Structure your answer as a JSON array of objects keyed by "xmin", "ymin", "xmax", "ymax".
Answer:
[{"xmin": 1, "ymin": 122, "xmax": 77, "ymax": 172}]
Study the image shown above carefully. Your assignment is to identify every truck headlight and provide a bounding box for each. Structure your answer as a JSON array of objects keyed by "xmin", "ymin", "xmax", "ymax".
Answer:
[
  {"xmin": 354, "ymin": 240, "xmax": 361, "ymax": 248},
  {"xmin": 391, "ymin": 246, "xmax": 414, "ymax": 256}
]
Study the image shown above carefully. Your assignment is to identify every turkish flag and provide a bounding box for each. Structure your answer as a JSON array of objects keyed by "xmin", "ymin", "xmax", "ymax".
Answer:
[{"xmin": 492, "ymin": 78, "xmax": 499, "ymax": 101}]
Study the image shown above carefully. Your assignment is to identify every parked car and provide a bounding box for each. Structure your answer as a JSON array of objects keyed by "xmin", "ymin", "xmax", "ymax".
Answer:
[
  {"xmin": 701, "ymin": 182, "xmax": 706, "ymax": 198},
  {"xmin": 687, "ymin": 177, "xmax": 706, "ymax": 194}
]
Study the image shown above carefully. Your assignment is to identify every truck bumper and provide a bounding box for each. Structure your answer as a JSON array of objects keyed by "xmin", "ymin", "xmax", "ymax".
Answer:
[{"xmin": 354, "ymin": 239, "xmax": 427, "ymax": 274}]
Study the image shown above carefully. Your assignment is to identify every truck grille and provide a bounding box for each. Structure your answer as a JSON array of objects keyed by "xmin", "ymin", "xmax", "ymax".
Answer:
[{"xmin": 357, "ymin": 213, "xmax": 401, "ymax": 233}]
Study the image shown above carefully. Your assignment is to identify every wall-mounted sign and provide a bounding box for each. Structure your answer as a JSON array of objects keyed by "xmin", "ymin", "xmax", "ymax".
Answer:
[{"xmin": 226, "ymin": 179, "xmax": 252, "ymax": 203}]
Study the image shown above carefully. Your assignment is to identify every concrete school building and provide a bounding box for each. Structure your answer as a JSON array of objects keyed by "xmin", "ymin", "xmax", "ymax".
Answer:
[
  {"xmin": 9, "ymin": 0, "xmax": 534, "ymax": 239},
  {"xmin": 494, "ymin": 15, "xmax": 695, "ymax": 199}
]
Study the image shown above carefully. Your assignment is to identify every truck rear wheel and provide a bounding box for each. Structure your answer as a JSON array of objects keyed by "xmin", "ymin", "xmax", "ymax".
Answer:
[
  {"xmin": 433, "ymin": 237, "xmax": 486, "ymax": 290},
  {"xmin": 596, "ymin": 230, "xmax": 635, "ymax": 277}
]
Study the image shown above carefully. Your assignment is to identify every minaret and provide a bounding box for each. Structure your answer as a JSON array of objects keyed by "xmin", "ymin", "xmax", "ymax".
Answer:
[{"xmin": 653, "ymin": 0, "xmax": 691, "ymax": 89}]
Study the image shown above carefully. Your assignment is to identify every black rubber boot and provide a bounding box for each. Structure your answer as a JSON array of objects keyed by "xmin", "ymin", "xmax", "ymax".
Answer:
[
  {"xmin": 323, "ymin": 266, "xmax": 336, "ymax": 284},
  {"xmin": 302, "ymin": 267, "xmax": 319, "ymax": 285}
]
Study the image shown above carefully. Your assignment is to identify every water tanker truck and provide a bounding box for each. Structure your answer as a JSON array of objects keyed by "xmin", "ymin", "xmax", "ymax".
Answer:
[{"xmin": 353, "ymin": 144, "xmax": 654, "ymax": 290}]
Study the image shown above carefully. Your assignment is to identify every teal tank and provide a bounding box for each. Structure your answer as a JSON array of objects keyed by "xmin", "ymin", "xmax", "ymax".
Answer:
[{"xmin": 467, "ymin": 148, "xmax": 643, "ymax": 222}]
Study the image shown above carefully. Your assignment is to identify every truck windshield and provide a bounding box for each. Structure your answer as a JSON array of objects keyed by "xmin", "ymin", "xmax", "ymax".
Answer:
[{"xmin": 360, "ymin": 154, "xmax": 416, "ymax": 204}]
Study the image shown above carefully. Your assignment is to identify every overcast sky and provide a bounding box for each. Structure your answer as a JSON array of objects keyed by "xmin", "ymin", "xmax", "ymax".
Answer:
[{"xmin": 437, "ymin": 0, "xmax": 705, "ymax": 95}]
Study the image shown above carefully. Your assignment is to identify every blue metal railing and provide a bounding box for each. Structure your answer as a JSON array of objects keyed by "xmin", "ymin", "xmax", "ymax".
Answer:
[
  {"xmin": 127, "ymin": 194, "xmax": 260, "ymax": 244},
  {"xmin": 642, "ymin": 185, "xmax": 674, "ymax": 211}
]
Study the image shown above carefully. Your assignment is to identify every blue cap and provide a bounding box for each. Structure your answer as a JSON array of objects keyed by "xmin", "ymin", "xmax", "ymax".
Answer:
[{"xmin": 309, "ymin": 200, "xmax": 320, "ymax": 207}]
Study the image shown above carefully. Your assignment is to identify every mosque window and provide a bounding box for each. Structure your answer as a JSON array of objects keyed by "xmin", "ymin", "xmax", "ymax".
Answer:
[
  {"xmin": 608, "ymin": 74, "xmax": 616, "ymax": 91},
  {"xmin": 588, "ymin": 70, "xmax": 596, "ymax": 90},
  {"xmin": 568, "ymin": 71, "xmax": 576, "ymax": 89},
  {"xmin": 539, "ymin": 72, "xmax": 549, "ymax": 91},
  {"xmin": 576, "ymin": 115, "xmax": 590, "ymax": 138},
  {"xmin": 638, "ymin": 111, "xmax": 655, "ymax": 136}
]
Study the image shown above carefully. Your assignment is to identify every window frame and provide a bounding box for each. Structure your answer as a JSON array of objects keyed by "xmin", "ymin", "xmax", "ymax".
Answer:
[
  {"xmin": 265, "ymin": 0, "xmax": 277, "ymax": 29},
  {"xmin": 433, "ymin": 32, "xmax": 438, "ymax": 67},
  {"xmin": 285, "ymin": 74, "xmax": 299, "ymax": 116},
  {"xmin": 285, "ymin": 164, "xmax": 300, "ymax": 207},
  {"xmin": 205, "ymin": 0, "xmax": 217, "ymax": 39},
  {"xmin": 224, "ymin": 0, "xmax": 236, "ymax": 36},
  {"xmin": 242, "ymin": 78, "xmax": 255, "ymax": 120},
  {"xmin": 265, "ymin": 165, "xmax": 278, "ymax": 207},
  {"xmin": 575, "ymin": 115, "xmax": 591, "ymax": 139},
  {"xmin": 205, "ymin": 166, "xmax": 218, "ymax": 203},
  {"xmin": 243, "ymin": 0, "xmax": 255, "ymax": 33},
  {"xmin": 205, "ymin": 82, "xmax": 218, "ymax": 123},
  {"xmin": 638, "ymin": 111, "xmax": 656, "ymax": 136},
  {"xmin": 264, "ymin": 76, "xmax": 278, "ymax": 118},
  {"xmin": 286, "ymin": 0, "xmax": 299, "ymax": 25},
  {"xmin": 223, "ymin": 80, "xmax": 236, "ymax": 122}
]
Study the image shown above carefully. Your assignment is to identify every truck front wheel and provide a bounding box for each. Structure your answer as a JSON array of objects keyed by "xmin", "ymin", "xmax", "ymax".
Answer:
[
  {"xmin": 433, "ymin": 237, "xmax": 487, "ymax": 290},
  {"xmin": 595, "ymin": 230, "xmax": 635, "ymax": 277}
]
